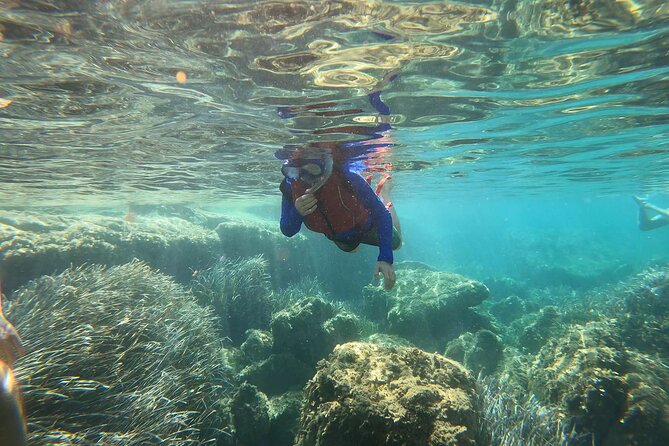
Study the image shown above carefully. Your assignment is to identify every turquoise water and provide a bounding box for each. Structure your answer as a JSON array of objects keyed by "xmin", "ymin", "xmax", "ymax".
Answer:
[{"xmin": 2, "ymin": 1, "xmax": 669, "ymax": 445}]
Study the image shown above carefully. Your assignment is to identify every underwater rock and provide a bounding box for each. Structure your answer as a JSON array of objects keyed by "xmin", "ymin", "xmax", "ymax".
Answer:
[
  {"xmin": 192, "ymin": 255, "xmax": 273, "ymax": 343},
  {"xmin": 240, "ymin": 353, "xmax": 313, "ymax": 395},
  {"xmin": 8, "ymin": 260, "xmax": 233, "ymax": 444},
  {"xmin": 511, "ymin": 305, "xmax": 563, "ymax": 353},
  {"xmin": 365, "ymin": 332, "xmax": 416, "ymax": 348},
  {"xmin": 229, "ymin": 385, "xmax": 303, "ymax": 446},
  {"xmin": 0, "ymin": 212, "xmax": 220, "ymax": 291},
  {"xmin": 295, "ymin": 342, "xmax": 479, "ymax": 446},
  {"xmin": 528, "ymin": 320, "xmax": 669, "ymax": 445},
  {"xmin": 271, "ymin": 297, "xmax": 361, "ymax": 366},
  {"xmin": 268, "ymin": 391, "xmax": 303, "ymax": 446},
  {"xmin": 126, "ymin": 203, "xmax": 229, "ymax": 229},
  {"xmin": 230, "ymin": 383, "xmax": 271, "ymax": 446},
  {"xmin": 241, "ymin": 297, "xmax": 361, "ymax": 395},
  {"xmin": 486, "ymin": 294, "xmax": 528, "ymax": 324},
  {"xmin": 445, "ymin": 329, "xmax": 503, "ymax": 377},
  {"xmin": 362, "ymin": 265, "xmax": 490, "ymax": 351},
  {"xmin": 241, "ymin": 329, "xmax": 274, "ymax": 362}
]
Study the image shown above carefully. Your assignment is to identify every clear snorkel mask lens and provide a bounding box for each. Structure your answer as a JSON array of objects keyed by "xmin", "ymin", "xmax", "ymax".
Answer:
[{"xmin": 281, "ymin": 156, "xmax": 333, "ymax": 191}]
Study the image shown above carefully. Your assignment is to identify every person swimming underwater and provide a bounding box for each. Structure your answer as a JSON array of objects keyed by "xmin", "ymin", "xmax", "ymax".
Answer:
[
  {"xmin": 634, "ymin": 195, "xmax": 669, "ymax": 231},
  {"xmin": 279, "ymin": 152, "xmax": 401, "ymax": 290}
]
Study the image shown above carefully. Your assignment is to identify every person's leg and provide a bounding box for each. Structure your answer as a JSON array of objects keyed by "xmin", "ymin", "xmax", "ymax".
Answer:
[
  {"xmin": 635, "ymin": 196, "xmax": 669, "ymax": 231},
  {"xmin": 377, "ymin": 176, "xmax": 402, "ymax": 247}
]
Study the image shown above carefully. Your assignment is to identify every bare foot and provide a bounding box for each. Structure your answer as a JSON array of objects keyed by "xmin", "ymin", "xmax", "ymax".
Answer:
[{"xmin": 376, "ymin": 174, "xmax": 394, "ymax": 203}]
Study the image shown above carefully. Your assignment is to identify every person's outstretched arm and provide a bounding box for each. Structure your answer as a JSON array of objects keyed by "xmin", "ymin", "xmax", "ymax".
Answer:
[{"xmin": 279, "ymin": 180, "xmax": 304, "ymax": 237}]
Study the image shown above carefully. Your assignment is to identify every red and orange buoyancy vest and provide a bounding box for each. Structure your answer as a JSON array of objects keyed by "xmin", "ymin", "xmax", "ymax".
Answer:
[{"xmin": 291, "ymin": 171, "xmax": 370, "ymax": 238}]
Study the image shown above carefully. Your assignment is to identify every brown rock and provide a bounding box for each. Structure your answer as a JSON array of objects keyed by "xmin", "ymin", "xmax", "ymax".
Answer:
[{"xmin": 295, "ymin": 342, "xmax": 478, "ymax": 446}]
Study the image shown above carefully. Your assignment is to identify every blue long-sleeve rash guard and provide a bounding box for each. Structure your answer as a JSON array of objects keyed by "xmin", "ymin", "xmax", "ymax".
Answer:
[{"xmin": 280, "ymin": 170, "xmax": 394, "ymax": 264}]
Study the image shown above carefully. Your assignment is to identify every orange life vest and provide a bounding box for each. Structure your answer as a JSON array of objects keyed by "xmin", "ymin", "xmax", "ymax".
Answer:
[{"xmin": 291, "ymin": 171, "xmax": 370, "ymax": 238}]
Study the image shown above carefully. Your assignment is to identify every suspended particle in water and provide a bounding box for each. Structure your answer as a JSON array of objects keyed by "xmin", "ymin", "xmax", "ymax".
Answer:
[
  {"xmin": 176, "ymin": 71, "xmax": 187, "ymax": 84},
  {"xmin": 0, "ymin": 98, "xmax": 12, "ymax": 108}
]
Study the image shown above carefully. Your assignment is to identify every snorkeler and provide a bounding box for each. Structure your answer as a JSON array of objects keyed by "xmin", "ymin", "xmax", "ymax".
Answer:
[
  {"xmin": 278, "ymin": 73, "xmax": 402, "ymax": 290},
  {"xmin": 0, "ymin": 280, "xmax": 27, "ymax": 446},
  {"xmin": 279, "ymin": 153, "xmax": 401, "ymax": 290},
  {"xmin": 634, "ymin": 196, "xmax": 669, "ymax": 231}
]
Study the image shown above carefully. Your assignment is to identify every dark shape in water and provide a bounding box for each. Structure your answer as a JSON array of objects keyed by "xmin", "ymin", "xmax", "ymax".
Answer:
[
  {"xmin": 0, "ymin": 279, "xmax": 27, "ymax": 445},
  {"xmin": 0, "ymin": 361, "xmax": 26, "ymax": 446}
]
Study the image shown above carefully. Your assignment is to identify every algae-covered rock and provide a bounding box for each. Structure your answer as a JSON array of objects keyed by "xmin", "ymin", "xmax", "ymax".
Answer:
[
  {"xmin": 528, "ymin": 320, "xmax": 669, "ymax": 445},
  {"xmin": 9, "ymin": 260, "xmax": 232, "ymax": 444},
  {"xmin": 0, "ymin": 212, "xmax": 220, "ymax": 291},
  {"xmin": 271, "ymin": 297, "xmax": 361, "ymax": 366},
  {"xmin": 268, "ymin": 391, "xmax": 303, "ymax": 446},
  {"xmin": 365, "ymin": 333, "xmax": 416, "ymax": 349},
  {"xmin": 241, "ymin": 329, "xmax": 273, "ymax": 362},
  {"xmin": 486, "ymin": 294, "xmax": 527, "ymax": 324},
  {"xmin": 229, "ymin": 385, "xmax": 303, "ymax": 446},
  {"xmin": 241, "ymin": 297, "xmax": 361, "ymax": 395},
  {"xmin": 511, "ymin": 305, "xmax": 562, "ymax": 353},
  {"xmin": 295, "ymin": 342, "xmax": 479, "ymax": 446},
  {"xmin": 445, "ymin": 329, "xmax": 503, "ymax": 377},
  {"xmin": 230, "ymin": 383, "xmax": 271, "ymax": 446},
  {"xmin": 363, "ymin": 264, "xmax": 490, "ymax": 350}
]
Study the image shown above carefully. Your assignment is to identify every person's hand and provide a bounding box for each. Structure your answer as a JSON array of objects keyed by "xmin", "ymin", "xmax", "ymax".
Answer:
[
  {"xmin": 295, "ymin": 193, "xmax": 318, "ymax": 216},
  {"xmin": 374, "ymin": 261, "xmax": 396, "ymax": 290}
]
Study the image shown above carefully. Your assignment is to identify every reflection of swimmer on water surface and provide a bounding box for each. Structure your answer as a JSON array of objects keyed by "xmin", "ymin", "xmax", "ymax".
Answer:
[
  {"xmin": 277, "ymin": 73, "xmax": 401, "ymax": 290},
  {"xmin": 634, "ymin": 196, "xmax": 669, "ymax": 231},
  {"xmin": 0, "ymin": 280, "xmax": 27, "ymax": 446}
]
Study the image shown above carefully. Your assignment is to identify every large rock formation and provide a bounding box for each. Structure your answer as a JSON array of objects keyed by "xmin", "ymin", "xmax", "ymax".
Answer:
[
  {"xmin": 295, "ymin": 342, "xmax": 479, "ymax": 446},
  {"xmin": 0, "ymin": 212, "xmax": 220, "ymax": 291},
  {"xmin": 363, "ymin": 263, "xmax": 491, "ymax": 350},
  {"xmin": 528, "ymin": 320, "xmax": 669, "ymax": 445}
]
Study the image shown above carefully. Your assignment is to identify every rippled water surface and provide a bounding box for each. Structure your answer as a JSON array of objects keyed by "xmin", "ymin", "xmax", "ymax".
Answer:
[{"xmin": 1, "ymin": 0, "xmax": 668, "ymax": 206}]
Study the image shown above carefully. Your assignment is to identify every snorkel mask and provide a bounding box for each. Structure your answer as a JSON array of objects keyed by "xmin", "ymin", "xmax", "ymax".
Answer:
[{"xmin": 281, "ymin": 155, "xmax": 333, "ymax": 192}]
